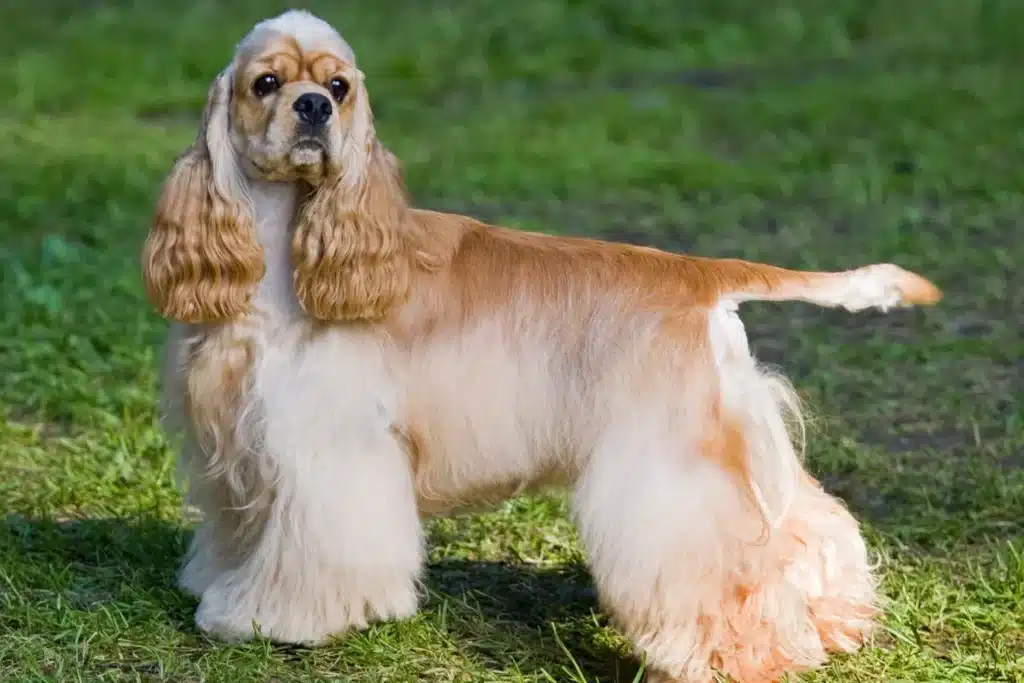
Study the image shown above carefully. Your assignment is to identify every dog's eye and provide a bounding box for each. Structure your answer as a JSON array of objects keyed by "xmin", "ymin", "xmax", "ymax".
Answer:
[
  {"xmin": 329, "ymin": 77, "xmax": 350, "ymax": 102},
  {"xmin": 252, "ymin": 73, "xmax": 280, "ymax": 97}
]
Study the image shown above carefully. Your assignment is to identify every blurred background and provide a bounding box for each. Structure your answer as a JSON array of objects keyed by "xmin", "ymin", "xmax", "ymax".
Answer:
[{"xmin": 0, "ymin": 1, "xmax": 1021, "ymax": 681}]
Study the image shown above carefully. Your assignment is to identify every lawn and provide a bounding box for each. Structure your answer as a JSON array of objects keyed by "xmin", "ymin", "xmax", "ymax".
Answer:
[{"xmin": 1, "ymin": 0, "xmax": 1021, "ymax": 681}]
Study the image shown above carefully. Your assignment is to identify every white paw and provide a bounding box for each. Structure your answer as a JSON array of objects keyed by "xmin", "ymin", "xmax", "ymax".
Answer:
[
  {"xmin": 193, "ymin": 570, "xmax": 421, "ymax": 645},
  {"xmin": 194, "ymin": 591, "xmax": 335, "ymax": 645},
  {"xmin": 194, "ymin": 596, "xmax": 266, "ymax": 643}
]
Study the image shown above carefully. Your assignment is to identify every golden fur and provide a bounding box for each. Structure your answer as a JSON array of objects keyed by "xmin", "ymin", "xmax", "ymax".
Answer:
[
  {"xmin": 292, "ymin": 142, "xmax": 437, "ymax": 320},
  {"xmin": 142, "ymin": 11, "xmax": 941, "ymax": 682},
  {"xmin": 141, "ymin": 74, "xmax": 264, "ymax": 323}
]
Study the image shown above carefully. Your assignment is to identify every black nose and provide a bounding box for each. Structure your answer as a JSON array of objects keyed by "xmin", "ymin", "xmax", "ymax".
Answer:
[{"xmin": 293, "ymin": 92, "xmax": 332, "ymax": 126}]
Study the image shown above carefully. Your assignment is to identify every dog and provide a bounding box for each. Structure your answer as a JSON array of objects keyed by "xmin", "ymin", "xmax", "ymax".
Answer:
[{"xmin": 141, "ymin": 10, "xmax": 941, "ymax": 682}]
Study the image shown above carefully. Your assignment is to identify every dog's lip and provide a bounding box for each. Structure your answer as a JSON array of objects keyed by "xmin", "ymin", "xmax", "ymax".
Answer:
[{"xmin": 292, "ymin": 137, "xmax": 327, "ymax": 151}]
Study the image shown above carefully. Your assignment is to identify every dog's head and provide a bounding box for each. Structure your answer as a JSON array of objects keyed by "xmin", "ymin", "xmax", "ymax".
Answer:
[
  {"xmin": 229, "ymin": 11, "xmax": 369, "ymax": 185},
  {"xmin": 142, "ymin": 11, "xmax": 413, "ymax": 324}
]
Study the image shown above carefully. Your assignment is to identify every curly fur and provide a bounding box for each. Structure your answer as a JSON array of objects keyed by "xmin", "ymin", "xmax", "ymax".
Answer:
[
  {"xmin": 292, "ymin": 139, "xmax": 414, "ymax": 321},
  {"xmin": 141, "ymin": 71, "xmax": 264, "ymax": 323}
]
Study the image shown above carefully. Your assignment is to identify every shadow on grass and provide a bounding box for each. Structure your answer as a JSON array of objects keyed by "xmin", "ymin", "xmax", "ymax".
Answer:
[
  {"xmin": 1, "ymin": 515, "xmax": 194, "ymax": 621},
  {"xmin": 424, "ymin": 558, "xmax": 641, "ymax": 683},
  {"xmin": 2, "ymin": 475, "xmax": 1019, "ymax": 679},
  {"xmin": 0, "ymin": 515, "xmax": 638, "ymax": 680}
]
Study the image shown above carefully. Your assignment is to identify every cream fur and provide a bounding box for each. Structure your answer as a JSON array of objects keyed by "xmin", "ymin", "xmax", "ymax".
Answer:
[{"xmin": 146, "ymin": 10, "xmax": 944, "ymax": 681}]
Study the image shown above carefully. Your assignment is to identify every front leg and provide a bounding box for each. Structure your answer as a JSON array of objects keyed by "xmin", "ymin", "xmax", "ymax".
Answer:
[{"xmin": 188, "ymin": 349, "xmax": 425, "ymax": 645}]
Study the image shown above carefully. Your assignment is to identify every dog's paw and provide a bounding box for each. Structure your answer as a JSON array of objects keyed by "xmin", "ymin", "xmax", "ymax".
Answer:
[
  {"xmin": 194, "ymin": 594, "xmax": 335, "ymax": 645},
  {"xmin": 193, "ymin": 568, "xmax": 421, "ymax": 645},
  {"xmin": 194, "ymin": 597, "xmax": 266, "ymax": 643}
]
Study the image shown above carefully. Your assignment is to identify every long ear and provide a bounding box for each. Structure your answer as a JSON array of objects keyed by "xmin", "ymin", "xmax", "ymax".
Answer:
[
  {"xmin": 291, "ymin": 71, "xmax": 412, "ymax": 321},
  {"xmin": 141, "ymin": 69, "xmax": 264, "ymax": 323}
]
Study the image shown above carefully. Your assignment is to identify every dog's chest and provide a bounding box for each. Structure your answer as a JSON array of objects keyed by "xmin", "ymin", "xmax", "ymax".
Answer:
[{"xmin": 245, "ymin": 320, "xmax": 405, "ymax": 438}]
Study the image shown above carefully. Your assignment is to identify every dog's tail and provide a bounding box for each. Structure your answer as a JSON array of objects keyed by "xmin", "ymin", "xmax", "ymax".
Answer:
[{"xmin": 692, "ymin": 258, "xmax": 941, "ymax": 312}]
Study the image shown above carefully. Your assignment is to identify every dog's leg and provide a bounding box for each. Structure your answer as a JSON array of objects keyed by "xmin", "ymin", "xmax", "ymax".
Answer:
[
  {"xmin": 175, "ymin": 432, "xmax": 246, "ymax": 600},
  {"xmin": 575, "ymin": 440, "xmax": 876, "ymax": 682},
  {"xmin": 572, "ymin": 359, "xmax": 876, "ymax": 682},
  {"xmin": 191, "ymin": 419, "xmax": 424, "ymax": 645},
  {"xmin": 190, "ymin": 346, "xmax": 424, "ymax": 645},
  {"xmin": 178, "ymin": 513, "xmax": 227, "ymax": 600}
]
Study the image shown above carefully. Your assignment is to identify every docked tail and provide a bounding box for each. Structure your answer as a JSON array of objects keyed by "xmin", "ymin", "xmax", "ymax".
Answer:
[{"xmin": 698, "ymin": 258, "xmax": 942, "ymax": 312}]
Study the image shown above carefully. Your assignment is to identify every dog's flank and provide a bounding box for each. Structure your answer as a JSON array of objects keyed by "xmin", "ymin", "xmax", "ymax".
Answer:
[{"xmin": 143, "ymin": 9, "xmax": 940, "ymax": 683}]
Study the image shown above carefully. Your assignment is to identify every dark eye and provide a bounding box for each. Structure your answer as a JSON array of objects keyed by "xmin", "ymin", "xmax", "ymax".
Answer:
[
  {"xmin": 329, "ymin": 77, "xmax": 350, "ymax": 102},
  {"xmin": 252, "ymin": 73, "xmax": 280, "ymax": 97}
]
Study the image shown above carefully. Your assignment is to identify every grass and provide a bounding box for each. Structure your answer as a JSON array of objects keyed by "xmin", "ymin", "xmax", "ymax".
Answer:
[{"xmin": 1, "ymin": 0, "xmax": 1021, "ymax": 681}]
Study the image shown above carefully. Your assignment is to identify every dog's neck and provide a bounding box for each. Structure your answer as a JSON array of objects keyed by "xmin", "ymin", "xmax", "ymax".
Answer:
[{"xmin": 248, "ymin": 178, "xmax": 303, "ymax": 319}]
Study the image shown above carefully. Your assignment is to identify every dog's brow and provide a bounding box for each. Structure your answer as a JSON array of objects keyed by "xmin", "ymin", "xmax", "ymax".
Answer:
[
  {"xmin": 305, "ymin": 52, "xmax": 347, "ymax": 81},
  {"xmin": 307, "ymin": 53, "xmax": 345, "ymax": 70},
  {"xmin": 249, "ymin": 50, "xmax": 301, "ymax": 82}
]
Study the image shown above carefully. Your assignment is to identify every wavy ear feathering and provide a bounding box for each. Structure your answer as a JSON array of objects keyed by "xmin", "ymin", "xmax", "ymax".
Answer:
[
  {"xmin": 291, "ymin": 71, "xmax": 414, "ymax": 321},
  {"xmin": 141, "ymin": 69, "xmax": 264, "ymax": 323}
]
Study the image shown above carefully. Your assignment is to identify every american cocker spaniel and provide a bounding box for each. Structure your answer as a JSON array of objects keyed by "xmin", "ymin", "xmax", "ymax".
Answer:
[{"xmin": 142, "ymin": 11, "xmax": 941, "ymax": 683}]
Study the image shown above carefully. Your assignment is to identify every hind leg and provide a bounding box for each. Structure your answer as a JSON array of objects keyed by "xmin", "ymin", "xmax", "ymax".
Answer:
[{"xmin": 573, "ymin": 430, "xmax": 877, "ymax": 683}]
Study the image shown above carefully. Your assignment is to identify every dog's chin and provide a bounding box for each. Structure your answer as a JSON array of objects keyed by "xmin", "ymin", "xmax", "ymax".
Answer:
[
  {"xmin": 287, "ymin": 141, "xmax": 329, "ymax": 179},
  {"xmin": 289, "ymin": 139, "xmax": 325, "ymax": 165},
  {"xmin": 248, "ymin": 141, "xmax": 338, "ymax": 184}
]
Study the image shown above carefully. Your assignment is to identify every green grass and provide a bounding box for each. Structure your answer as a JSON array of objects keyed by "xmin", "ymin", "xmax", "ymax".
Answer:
[{"xmin": 1, "ymin": 0, "xmax": 1022, "ymax": 681}]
